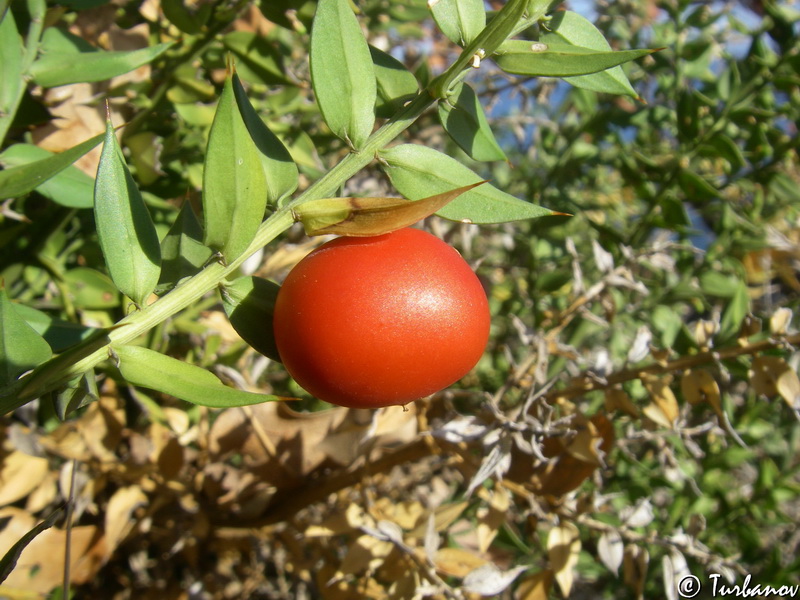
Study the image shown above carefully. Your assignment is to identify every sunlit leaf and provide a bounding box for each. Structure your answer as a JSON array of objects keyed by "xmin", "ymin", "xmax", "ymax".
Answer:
[
  {"xmin": 232, "ymin": 73, "xmax": 298, "ymax": 205},
  {"xmin": 0, "ymin": 288, "xmax": 53, "ymax": 386},
  {"xmin": 203, "ymin": 71, "xmax": 268, "ymax": 263},
  {"xmin": 29, "ymin": 27, "xmax": 172, "ymax": 87},
  {"xmin": 309, "ymin": 0, "xmax": 376, "ymax": 148},
  {"xmin": 0, "ymin": 134, "xmax": 104, "ymax": 202},
  {"xmin": 542, "ymin": 10, "xmax": 639, "ymax": 98},
  {"xmin": 547, "ymin": 522, "xmax": 580, "ymax": 598},
  {"xmin": 493, "ymin": 40, "xmax": 656, "ymax": 78},
  {"xmin": 380, "ymin": 144, "xmax": 554, "ymax": 223},
  {"xmin": 94, "ymin": 118, "xmax": 161, "ymax": 307}
]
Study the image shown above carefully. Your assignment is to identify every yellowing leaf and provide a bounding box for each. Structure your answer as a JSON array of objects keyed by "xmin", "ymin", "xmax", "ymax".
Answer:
[
  {"xmin": 680, "ymin": 369, "xmax": 721, "ymax": 414},
  {"xmin": 750, "ymin": 355, "xmax": 800, "ymax": 409},
  {"xmin": 434, "ymin": 547, "xmax": 488, "ymax": 577},
  {"xmin": 644, "ymin": 377, "xmax": 679, "ymax": 428},
  {"xmin": 515, "ymin": 570, "xmax": 554, "ymax": 600},
  {"xmin": 547, "ymin": 522, "xmax": 581, "ymax": 597},
  {"xmin": 604, "ymin": 388, "xmax": 639, "ymax": 417},
  {"xmin": 292, "ymin": 181, "xmax": 486, "ymax": 237},
  {"xmin": 105, "ymin": 486, "xmax": 148, "ymax": 555}
]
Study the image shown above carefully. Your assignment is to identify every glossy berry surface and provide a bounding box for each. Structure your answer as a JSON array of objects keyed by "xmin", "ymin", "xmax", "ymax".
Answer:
[{"xmin": 273, "ymin": 227, "xmax": 490, "ymax": 408}]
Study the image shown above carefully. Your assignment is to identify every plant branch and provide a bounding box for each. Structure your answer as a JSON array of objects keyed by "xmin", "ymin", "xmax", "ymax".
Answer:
[{"xmin": 543, "ymin": 332, "xmax": 800, "ymax": 402}]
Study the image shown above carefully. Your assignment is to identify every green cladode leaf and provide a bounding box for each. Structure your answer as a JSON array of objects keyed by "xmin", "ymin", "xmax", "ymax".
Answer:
[
  {"xmin": 541, "ymin": 11, "xmax": 639, "ymax": 98},
  {"xmin": 0, "ymin": 9, "xmax": 23, "ymax": 130},
  {"xmin": 309, "ymin": 0, "xmax": 376, "ymax": 148},
  {"xmin": 29, "ymin": 27, "xmax": 172, "ymax": 87},
  {"xmin": 222, "ymin": 276, "xmax": 281, "ymax": 362},
  {"xmin": 115, "ymin": 345, "xmax": 289, "ymax": 407},
  {"xmin": 0, "ymin": 288, "xmax": 53, "ymax": 387},
  {"xmin": 158, "ymin": 202, "xmax": 213, "ymax": 293},
  {"xmin": 429, "ymin": 0, "xmax": 486, "ymax": 46},
  {"xmin": 380, "ymin": 144, "xmax": 553, "ymax": 224},
  {"xmin": 203, "ymin": 72, "xmax": 268, "ymax": 263},
  {"xmin": 370, "ymin": 45, "xmax": 419, "ymax": 119},
  {"xmin": 493, "ymin": 40, "xmax": 656, "ymax": 78},
  {"xmin": 94, "ymin": 119, "xmax": 162, "ymax": 307},
  {"xmin": 0, "ymin": 134, "xmax": 104, "ymax": 202},
  {"xmin": 232, "ymin": 73, "xmax": 298, "ymax": 205},
  {"xmin": 438, "ymin": 82, "xmax": 506, "ymax": 162}
]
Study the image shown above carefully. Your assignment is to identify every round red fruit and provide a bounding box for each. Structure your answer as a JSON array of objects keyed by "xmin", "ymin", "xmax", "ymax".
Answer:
[{"xmin": 273, "ymin": 227, "xmax": 490, "ymax": 409}]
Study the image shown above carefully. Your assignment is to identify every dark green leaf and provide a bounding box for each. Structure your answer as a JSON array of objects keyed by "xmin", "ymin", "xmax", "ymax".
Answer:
[
  {"xmin": 309, "ymin": 0, "xmax": 376, "ymax": 148},
  {"xmin": 12, "ymin": 303, "xmax": 96, "ymax": 352},
  {"xmin": 719, "ymin": 281, "xmax": 750, "ymax": 341},
  {"xmin": 115, "ymin": 344, "xmax": 290, "ymax": 407},
  {"xmin": 158, "ymin": 202, "xmax": 213, "ymax": 293},
  {"xmin": 380, "ymin": 144, "xmax": 554, "ymax": 224},
  {"xmin": 370, "ymin": 45, "xmax": 419, "ymax": 119},
  {"xmin": 0, "ymin": 288, "xmax": 52, "ymax": 387},
  {"xmin": 438, "ymin": 82, "xmax": 506, "ymax": 162},
  {"xmin": 493, "ymin": 40, "xmax": 656, "ymax": 78},
  {"xmin": 161, "ymin": 0, "xmax": 211, "ymax": 34},
  {"xmin": 54, "ymin": 371, "xmax": 99, "ymax": 420},
  {"xmin": 429, "ymin": 0, "xmax": 486, "ymax": 46},
  {"xmin": 203, "ymin": 73, "xmax": 268, "ymax": 263},
  {"xmin": 94, "ymin": 118, "xmax": 162, "ymax": 307},
  {"xmin": 222, "ymin": 32, "xmax": 293, "ymax": 86},
  {"xmin": 29, "ymin": 28, "xmax": 173, "ymax": 88},
  {"xmin": 0, "ymin": 133, "xmax": 103, "ymax": 202},
  {"xmin": 232, "ymin": 73, "xmax": 298, "ymax": 205},
  {"xmin": 222, "ymin": 276, "xmax": 281, "ymax": 362},
  {"xmin": 678, "ymin": 169, "xmax": 719, "ymax": 200}
]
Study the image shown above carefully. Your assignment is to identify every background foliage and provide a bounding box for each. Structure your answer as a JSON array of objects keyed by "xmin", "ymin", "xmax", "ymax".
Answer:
[{"xmin": 1, "ymin": 0, "xmax": 799, "ymax": 598}]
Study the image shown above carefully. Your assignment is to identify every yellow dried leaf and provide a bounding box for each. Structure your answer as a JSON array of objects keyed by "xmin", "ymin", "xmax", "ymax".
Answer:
[
  {"xmin": 623, "ymin": 544, "xmax": 649, "ymax": 599},
  {"xmin": 604, "ymin": 388, "xmax": 639, "ymax": 417},
  {"xmin": 0, "ymin": 452, "xmax": 50, "ymax": 507},
  {"xmin": 434, "ymin": 547, "xmax": 488, "ymax": 577},
  {"xmin": 369, "ymin": 497, "xmax": 424, "ymax": 530},
  {"xmin": 476, "ymin": 487, "xmax": 510, "ymax": 553},
  {"xmin": 750, "ymin": 356, "xmax": 799, "ymax": 407},
  {"xmin": 770, "ymin": 308, "xmax": 793, "ymax": 335},
  {"xmin": 547, "ymin": 522, "xmax": 580, "ymax": 597},
  {"xmin": 339, "ymin": 534, "xmax": 394, "ymax": 575},
  {"xmin": 515, "ymin": 569, "xmax": 554, "ymax": 600},
  {"xmin": 564, "ymin": 418, "xmax": 606, "ymax": 467},
  {"xmin": 680, "ymin": 369, "xmax": 721, "ymax": 414},
  {"xmin": 693, "ymin": 320, "xmax": 717, "ymax": 349},
  {"xmin": 644, "ymin": 378, "xmax": 679, "ymax": 428},
  {"xmin": 2, "ymin": 525, "xmax": 105, "ymax": 593},
  {"xmin": 409, "ymin": 501, "xmax": 469, "ymax": 539},
  {"xmin": 105, "ymin": 486, "xmax": 148, "ymax": 555},
  {"xmin": 25, "ymin": 473, "xmax": 58, "ymax": 514}
]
